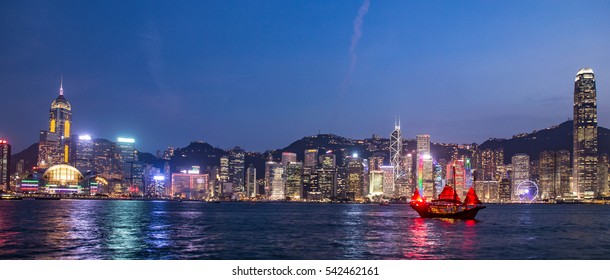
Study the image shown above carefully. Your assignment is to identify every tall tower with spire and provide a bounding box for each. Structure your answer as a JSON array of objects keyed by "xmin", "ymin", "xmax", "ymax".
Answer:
[
  {"xmin": 572, "ymin": 68, "xmax": 598, "ymax": 197},
  {"xmin": 390, "ymin": 117, "xmax": 404, "ymax": 194},
  {"xmin": 38, "ymin": 78, "xmax": 73, "ymax": 168}
]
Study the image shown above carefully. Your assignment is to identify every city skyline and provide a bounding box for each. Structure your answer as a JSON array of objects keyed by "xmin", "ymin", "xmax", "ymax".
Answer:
[{"xmin": 2, "ymin": 1, "xmax": 610, "ymax": 154}]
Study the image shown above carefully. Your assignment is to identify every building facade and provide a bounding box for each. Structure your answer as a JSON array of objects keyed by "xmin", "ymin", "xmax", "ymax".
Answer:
[
  {"xmin": 38, "ymin": 81, "xmax": 73, "ymax": 168},
  {"xmin": 573, "ymin": 68, "xmax": 598, "ymax": 197},
  {"xmin": 0, "ymin": 140, "xmax": 10, "ymax": 191}
]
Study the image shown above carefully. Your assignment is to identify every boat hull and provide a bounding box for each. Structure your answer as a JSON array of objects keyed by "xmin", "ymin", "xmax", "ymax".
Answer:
[{"xmin": 410, "ymin": 202, "xmax": 485, "ymax": 220}]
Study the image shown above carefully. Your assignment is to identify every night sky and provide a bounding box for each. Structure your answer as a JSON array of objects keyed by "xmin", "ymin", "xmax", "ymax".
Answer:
[{"xmin": 1, "ymin": 0, "xmax": 609, "ymax": 154}]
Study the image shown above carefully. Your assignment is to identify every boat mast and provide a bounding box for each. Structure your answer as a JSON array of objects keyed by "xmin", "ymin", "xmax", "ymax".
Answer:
[{"xmin": 453, "ymin": 165, "xmax": 457, "ymax": 207}]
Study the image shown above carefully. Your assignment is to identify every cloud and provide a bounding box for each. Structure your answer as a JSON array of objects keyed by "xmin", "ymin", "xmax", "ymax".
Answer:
[
  {"xmin": 341, "ymin": 0, "xmax": 371, "ymax": 93},
  {"xmin": 140, "ymin": 20, "xmax": 184, "ymax": 118}
]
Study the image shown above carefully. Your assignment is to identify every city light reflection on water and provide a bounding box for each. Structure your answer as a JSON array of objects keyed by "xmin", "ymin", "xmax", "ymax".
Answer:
[{"xmin": 1, "ymin": 201, "xmax": 610, "ymax": 259}]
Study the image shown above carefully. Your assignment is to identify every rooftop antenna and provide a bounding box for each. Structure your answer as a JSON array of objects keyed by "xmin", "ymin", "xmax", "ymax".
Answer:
[{"xmin": 59, "ymin": 75, "xmax": 64, "ymax": 95}]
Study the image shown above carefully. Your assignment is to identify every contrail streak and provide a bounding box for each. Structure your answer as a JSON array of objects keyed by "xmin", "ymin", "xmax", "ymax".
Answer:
[{"xmin": 342, "ymin": 0, "xmax": 370, "ymax": 92}]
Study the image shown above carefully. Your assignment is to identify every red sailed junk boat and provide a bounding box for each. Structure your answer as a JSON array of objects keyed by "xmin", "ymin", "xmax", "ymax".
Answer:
[{"xmin": 410, "ymin": 185, "xmax": 485, "ymax": 220}]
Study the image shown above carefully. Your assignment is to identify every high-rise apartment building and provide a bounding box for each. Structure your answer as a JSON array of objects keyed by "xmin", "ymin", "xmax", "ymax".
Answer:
[
  {"xmin": 479, "ymin": 148, "xmax": 504, "ymax": 181},
  {"xmin": 573, "ymin": 68, "xmax": 598, "ymax": 197}
]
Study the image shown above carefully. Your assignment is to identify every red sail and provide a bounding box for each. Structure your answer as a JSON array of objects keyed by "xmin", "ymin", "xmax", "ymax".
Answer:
[
  {"xmin": 438, "ymin": 185, "xmax": 461, "ymax": 202},
  {"xmin": 464, "ymin": 187, "xmax": 482, "ymax": 205},
  {"xmin": 411, "ymin": 188, "xmax": 425, "ymax": 203}
]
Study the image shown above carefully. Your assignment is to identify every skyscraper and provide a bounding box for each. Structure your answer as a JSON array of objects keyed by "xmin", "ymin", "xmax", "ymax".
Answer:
[
  {"xmin": 229, "ymin": 147, "xmax": 245, "ymax": 193},
  {"xmin": 511, "ymin": 154, "xmax": 530, "ymax": 201},
  {"xmin": 390, "ymin": 118, "xmax": 404, "ymax": 183},
  {"xmin": 416, "ymin": 134, "xmax": 433, "ymax": 198},
  {"xmin": 74, "ymin": 135, "xmax": 94, "ymax": 173},
  {"xmin": 38, "ymin": 79, "xmax": 73, "ymax": 168},
  {"xmin": 281, "ymin": 152, "xmax": 297, "ymax": 166},
  {"xmin": 347, "ymin": 157, "xmax": 365, "ymax": 200},
  {"xmin": 268, "ymin": 162, "xmax": 285, "ymax": 200},
  {"xmin": 117, "ymin": 137, "xmax": 139, "ymax": 192},
  {"xmin": 539, "ymin": 150, "xmax": 571, "ymax": 199},
  {"xmin": 0, "ymin": 140, "xmax": 10, "ymax": 191},
  {"xmin": 317, "ymin": 153, "xmax": 337, "ymax": 198},
  {"xmin": 304, "ymin": 149, "xmax": 318, "ymax": 168},
  {"xmin": 285, "ymin": 162, "xmax": 303, "ymax": 199},
  {"xmin": 246, "ymin": 165, "xmax": 257, "ymax": 197},
  {"xmin": 92, "ymin": 138, "xmax": 122, "ymax": 181},
  {"xmin": 573, "ymin": 68, "xmax": 598, "ymax": 197}
]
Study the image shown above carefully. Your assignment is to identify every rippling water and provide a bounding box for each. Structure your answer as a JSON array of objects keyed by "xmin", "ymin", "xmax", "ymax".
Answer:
[{"xmin": 1, "ymin": 200, "xmax": 610, "ymax": 259}]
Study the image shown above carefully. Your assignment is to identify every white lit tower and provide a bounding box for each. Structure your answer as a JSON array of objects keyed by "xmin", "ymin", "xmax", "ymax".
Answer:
[{"xmin": 390, "ymin": 117, "xmax": 405, "ymax": 187}]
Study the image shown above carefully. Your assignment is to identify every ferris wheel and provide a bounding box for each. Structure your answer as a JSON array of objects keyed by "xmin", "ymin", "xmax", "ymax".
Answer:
[{"xmin": 516, "ymin": 180, "xmax": 539, "ymax": 202}]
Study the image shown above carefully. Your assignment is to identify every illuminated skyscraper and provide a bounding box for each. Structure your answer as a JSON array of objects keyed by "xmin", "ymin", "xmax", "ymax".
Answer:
[
  {"xmin": 229, "ymin": 147, "xmax": 245, "ymax": 193},
  {"xmin": 369, "ymin": 170, "xmax": 384, "ymax": 196},
  {"xmin": 0, "ymin": 140, "xmax": 10, "ymax": 191},
  {"xmin": 302, "ymin": 166, "xmax": 318, "ymax": 200},
  {"xmin": 511, "ymin": 153, "xmax": 530, "ymax": 201},
  {"xmin": 38, "ymin": 79, "xmax": 73, "ymax": 168},
  {"xmin": 390, "ymin": 118, "xmax": 404, "ymax": 184},
  {"xmin": 285, "ymin": 162, "xmax": 303, "ymax": 199},
  {"xmin": 573, "ymin": 68, "xmax": 598, "ymax": 197},
  {"xmin": 346, "ymin": 157, "xmax": 365, "ymax": 200},
  {"xmin": 317, "ymin": 153, "xmax": 337, "ymax": 198},
  {"xmin": 478, "ymin": 148, "xmax": 504, "ymax": 182},
  {"xmin": 281, "ymin": 152, "xmax": 297, "ymax": 166},
  {"xmin": 319, "ymin": 153, "xmax": 336, "ymax": 169},
  {"xmin": 499, "ymin": 178, "xmax": 511, "ymax": 202},
  {"xmin": 92, "ymin": 138, "xmax": 122, "ymax": 181},
  {"xmin": 368, "ymin": 153, "xmax": 384, "ymax": 172},
  {"xmin": 171, "ymin": 173, "xmax": 209, "ymax": 199},
  {"xmin": 539, "ymin": 150, "xmax": 571, "ymax": 199},
  {"xmin": 416, "ymin": 134, "xmax": 434, "ymax": 198},
  {"xmin": 246, "ymin": 165, "xmax": 257, "ymax": 197},
  {"xmin": 598, "ymin": 154, "xmax": 609, "ymax": 196},
  {"xmin": 268, "ymin": 162, "xmax": 285, "ymax": 200},
  {"xmin": 74, "ymin": 135, "xmax": 94, "ymax": 173},
  {"xmin": 381, "ymin": 165, "xmax": 394, "ymax": 196},
  {"xmin": 116, "ymin": 137, "xmax": 141, "ymax": 193},
  {"xmin": 220, "ymin": 156, "xmax": 229, "ymax": 184},
  {"xmin": 304, "ymin": 149, "xmax": 318, "ymax": 168}
]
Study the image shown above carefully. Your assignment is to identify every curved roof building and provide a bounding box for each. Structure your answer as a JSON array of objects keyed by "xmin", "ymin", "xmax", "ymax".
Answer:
[{"xmin": 42, "ymin": 164, "xmax": 85, "ymax": 187}]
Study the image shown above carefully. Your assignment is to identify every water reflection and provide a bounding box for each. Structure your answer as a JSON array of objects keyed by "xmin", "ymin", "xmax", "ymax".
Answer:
[
  {"xmin": 404, "ymin": 218, "xmax": 439, "ymax": 259},
  {"xmin": 460, "ymin": 219, "xmax": 478, "ymax": 258},
  {"xmin": 3, "ymin": 202, "xmax": 610, "ymax": 259},
  {"xmin": 336, "ymin": 204, "xmax": 366, "ymax": 258},
  {"xmin": 0, "ymin": 202, "xmax": 18, "ymax": 256},
  {"xmin": 104, "ymin": 201, "xmax": 148, "ymax": 259}
]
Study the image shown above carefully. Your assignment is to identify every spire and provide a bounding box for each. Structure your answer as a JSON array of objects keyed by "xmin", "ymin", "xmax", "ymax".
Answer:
[
  {"xmin": 59, "ymin": 75, "xmax": 64, "ymax": 96},
  {"xmin": 394, "ymin": 115, "xmax": 400, "ymax": 130}
]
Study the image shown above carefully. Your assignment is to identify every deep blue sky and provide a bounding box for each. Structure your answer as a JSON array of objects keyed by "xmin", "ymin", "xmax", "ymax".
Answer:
[{"xmin": 1, "ymin": 0, "xmax": 609, "ymax": 154}]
